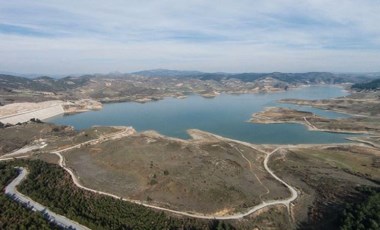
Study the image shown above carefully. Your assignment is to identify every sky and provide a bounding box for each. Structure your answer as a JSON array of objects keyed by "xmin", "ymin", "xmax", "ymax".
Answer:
[{"xmin": 0, "ymin": 0, "xmax": 379, "ymax": 75}]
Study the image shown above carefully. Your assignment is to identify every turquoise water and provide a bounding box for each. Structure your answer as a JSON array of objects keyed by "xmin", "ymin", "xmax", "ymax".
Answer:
[{"xmin": 48, "ymin": 86, "xmax": 355, "ymax": 144}]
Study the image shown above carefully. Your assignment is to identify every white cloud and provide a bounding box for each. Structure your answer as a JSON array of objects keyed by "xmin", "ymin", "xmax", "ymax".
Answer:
[{"xmin": 0, "ymin": 0, "xmax": 379, "ymax": 74}]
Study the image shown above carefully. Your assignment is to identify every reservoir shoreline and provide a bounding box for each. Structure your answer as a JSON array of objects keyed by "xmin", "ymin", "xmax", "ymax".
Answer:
[{"xmin": 47, "ymin": 86, "xmax": 356, "ymax": 144}]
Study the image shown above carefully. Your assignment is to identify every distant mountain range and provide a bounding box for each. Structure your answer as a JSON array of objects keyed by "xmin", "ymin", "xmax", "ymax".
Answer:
[
  {"xmin": 0, "ymin": 74, "xmax": 92, "ymax": 92},
  {"xmin": 130, "ymin": 69, "xmax": 380, "ymax": 85},
  {"xmin": 2, "ymin": 69, "xmax": 380, "ymax": 80},
  {"xmin": 132, "ymin": 69, "xmax": 205, "ymax": 77},
  {"xmin": 1, "ymin": 69, "xmax": 379, "ymax": 93},
  {"xmin": 0, "ymin": 71, "xmax": 69, "ymax": 79}
]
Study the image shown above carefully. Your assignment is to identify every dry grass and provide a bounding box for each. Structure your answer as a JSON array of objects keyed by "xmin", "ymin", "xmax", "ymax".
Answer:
[{"xmin": 63, "ymin": 130, "xmax": 290, "ymax": 214}]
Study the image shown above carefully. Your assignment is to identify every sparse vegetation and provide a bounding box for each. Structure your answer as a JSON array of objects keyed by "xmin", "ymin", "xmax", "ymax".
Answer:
[
  {"xmin": 250, "ymin": 107, "xmax": 380, "ymax": 134},
  {"xmin": 0, "ymin": 122, "xmax": 75, "ymax": 156},
  {"xmin": 280, "ymin": 91, "xmax": 380, "ymax": 116},
  {"xmin": 62, "ymin": 131, "xmax": 289, "ymax": 213}
]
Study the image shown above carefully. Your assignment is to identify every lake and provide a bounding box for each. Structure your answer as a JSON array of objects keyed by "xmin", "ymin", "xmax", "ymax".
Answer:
[{"xmin": 48, "ymin": 85, "xmax": 356, "ymax": 144}]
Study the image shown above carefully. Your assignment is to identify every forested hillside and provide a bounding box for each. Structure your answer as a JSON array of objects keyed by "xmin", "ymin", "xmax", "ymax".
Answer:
[
  {"xmin": 0, "ymin": 163, "xmax": 60, "ymax": 229},
  {"xmin": 352, "ymin": 78, "xmax": 380, "ymax": 91},
  {"xmin": 339, "ymin": 187, "xmax": 380, "ymax": 230}
]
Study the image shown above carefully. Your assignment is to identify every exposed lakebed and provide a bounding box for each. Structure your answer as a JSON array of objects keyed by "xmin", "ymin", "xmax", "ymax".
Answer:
[{"xmin": 48, "ymin": 86, "xmax": 356, "ymax": 144}]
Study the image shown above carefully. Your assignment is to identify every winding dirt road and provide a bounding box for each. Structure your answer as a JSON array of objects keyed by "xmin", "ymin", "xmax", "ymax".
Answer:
[{"xmin": 5, "ymin": 167, "xmax": 90, "ymax": 230}]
